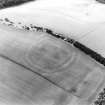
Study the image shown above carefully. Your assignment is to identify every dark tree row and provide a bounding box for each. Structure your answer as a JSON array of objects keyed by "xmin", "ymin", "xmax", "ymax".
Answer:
[
  {"xmin": 0, "ymin": 0, "xmax": 35, "ymax": 9},
  {"xmin": 96, "ymin": 0, "xmax": 105, "ymax": 4}
]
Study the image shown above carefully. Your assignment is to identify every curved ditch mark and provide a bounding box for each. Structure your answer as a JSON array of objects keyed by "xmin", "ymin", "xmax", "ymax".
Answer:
[
  {"xmin": 1, "ymin": 19, "xmax": 105, "ymax": 104},
  {"xmin": 0, "ymin": 54, "xmax": 69, "ymax": 94},
  {"xmin": 44, "ymin": 28, "xmax": 105, "ymax": 67},
  {"xmin": 44, "ymin": 28, "xmax": 105, "ymax": 105},
  {"xmin": 0, "ymin": 17, "xmax": 105, "ymax": 67}
]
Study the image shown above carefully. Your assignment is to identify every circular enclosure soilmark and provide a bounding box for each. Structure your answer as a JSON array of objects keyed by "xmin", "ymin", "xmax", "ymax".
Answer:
[{"xmin": 26, "ymin": 40, "xmax": 75, "ymax": 73}]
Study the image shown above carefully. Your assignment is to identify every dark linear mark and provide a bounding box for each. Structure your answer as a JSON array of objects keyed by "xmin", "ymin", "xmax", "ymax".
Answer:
[
  {"xmin": 3, "ymin": 21, "xmax": 103, "ymax": 67},
  {"xmin": 74, "ymin": 42, "xmax": 105, "ymax": 66},
  {"xmin": 1, "ymin": 8, "xmax": 105, "ymax": 67},
  {"xmin": 45, "ymin": 28, "xmax": 105, "ymax": 67},
  {"xmin": 0, "ymin": 20, "xmax": 104, "ymax": 75},
  {"xmin": 0, "ymin": 0, "xmax": 35, "ymax": 9},
  {"xmin": 46, "ymin": 28, "xmax": 105, "ymax": 103},
  {"xmin": 0, "ymin": 24, "xmax": 104, "ymax": 100},
  {"xmin": 0, "ymin": 54, "xmax": 69, "ymax": 93}
]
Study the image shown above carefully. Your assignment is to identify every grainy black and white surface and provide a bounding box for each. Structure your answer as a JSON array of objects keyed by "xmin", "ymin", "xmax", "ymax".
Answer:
[{"xmin": 0, "ymin": 0, "xmax": 105, "ymax": 105}]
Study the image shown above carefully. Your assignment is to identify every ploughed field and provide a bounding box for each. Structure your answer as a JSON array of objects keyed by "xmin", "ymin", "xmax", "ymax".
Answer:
[{"xmin": 0, "ymin": 23, "xmax": 105, "ymax": 105}]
